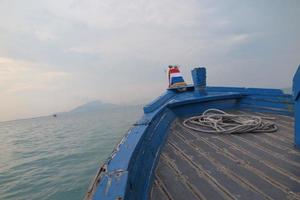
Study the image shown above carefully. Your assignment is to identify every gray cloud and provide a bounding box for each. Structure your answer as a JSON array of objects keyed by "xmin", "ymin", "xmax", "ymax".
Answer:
[{"xmin": 0, "ymin": 0, "xmax": 299, "ymax": 121}]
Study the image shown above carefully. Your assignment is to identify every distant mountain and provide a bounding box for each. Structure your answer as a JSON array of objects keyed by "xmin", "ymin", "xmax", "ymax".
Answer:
[{"xmin": 69, "ymin": 100, "xmax": 117, "ymax": 113}]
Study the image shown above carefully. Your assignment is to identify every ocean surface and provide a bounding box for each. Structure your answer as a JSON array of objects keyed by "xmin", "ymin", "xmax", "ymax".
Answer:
[{"xmin": 0, "ymin": 106, "xmax": 142, "ymax": 200}]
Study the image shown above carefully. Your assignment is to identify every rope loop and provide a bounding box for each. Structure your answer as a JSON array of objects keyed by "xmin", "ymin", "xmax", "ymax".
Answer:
[{"xmin": 183, "ymin": 109, "xmax": 278, "ymax": 134}]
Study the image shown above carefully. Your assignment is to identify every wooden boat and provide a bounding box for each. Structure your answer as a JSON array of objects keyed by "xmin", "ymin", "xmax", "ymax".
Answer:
[{"xmin": 85, "ymin": 66, "xmax": 300, "ymax": 200}]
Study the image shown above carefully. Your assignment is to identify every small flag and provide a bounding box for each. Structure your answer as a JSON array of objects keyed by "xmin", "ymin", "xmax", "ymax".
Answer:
[{"xmin": 168, "ymin": 66, "xmax": 187, "ymax": 88}]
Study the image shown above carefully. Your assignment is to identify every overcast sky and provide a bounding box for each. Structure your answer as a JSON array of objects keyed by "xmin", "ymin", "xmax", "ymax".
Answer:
[{"xmin": 0, "ymin": 0, "xmax": 299, "ymax": 121}]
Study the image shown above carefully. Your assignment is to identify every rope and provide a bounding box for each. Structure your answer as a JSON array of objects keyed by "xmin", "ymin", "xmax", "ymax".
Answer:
[{"xmin": 183, "ymin": 109, "xmax": 278, "ymax": 134}]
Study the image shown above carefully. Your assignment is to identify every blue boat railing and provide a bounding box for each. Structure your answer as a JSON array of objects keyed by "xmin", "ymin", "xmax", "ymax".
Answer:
[{"xmin": 86, "ymin": 66, "xmax": 299, "ymax": 200}]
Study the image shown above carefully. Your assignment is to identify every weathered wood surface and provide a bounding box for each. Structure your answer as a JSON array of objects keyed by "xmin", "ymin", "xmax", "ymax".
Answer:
[{"xmin": 150, "ymin": 111, "xmax": 300, "ymax": 200}]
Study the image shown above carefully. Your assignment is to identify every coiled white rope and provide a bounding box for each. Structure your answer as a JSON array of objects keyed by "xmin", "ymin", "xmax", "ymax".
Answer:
[{"xmin": 183, "ymin": 109, "xmax": 278, "ymax": 134}]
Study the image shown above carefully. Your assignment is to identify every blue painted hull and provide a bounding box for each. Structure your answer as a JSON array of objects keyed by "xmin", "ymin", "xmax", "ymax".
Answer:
[{"xmin": 85, "ymin": 66, "xmax": 300, "ymax": 200}]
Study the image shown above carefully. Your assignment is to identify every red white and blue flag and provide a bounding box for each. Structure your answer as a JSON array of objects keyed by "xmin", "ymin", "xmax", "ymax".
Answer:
[{"xmin": 168, "ymin": 67, "xmax": 187, "ymax": 88}]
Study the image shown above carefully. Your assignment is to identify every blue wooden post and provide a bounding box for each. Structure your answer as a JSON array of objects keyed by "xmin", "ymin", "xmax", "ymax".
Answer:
[
  {"xmin": 293, "ymin": 65, "xmax": 300, "ymax": 148},
  {"xmin": 192, "ymin": 67, "xmax": 206, "ymax": 96}
]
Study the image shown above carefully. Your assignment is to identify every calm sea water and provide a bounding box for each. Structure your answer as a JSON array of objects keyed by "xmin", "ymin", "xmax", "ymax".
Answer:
[{"xmin": 0, "ymin": 106, "xmax": 142, "ymax": 200}]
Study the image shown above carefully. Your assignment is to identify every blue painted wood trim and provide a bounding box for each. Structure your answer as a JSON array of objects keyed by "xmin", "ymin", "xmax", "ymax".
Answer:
[
  {"xmin": 143, "ymin": 90, "xmax": 176, "ymax": 113},
  {"xmin": 126, "ymin": 108, "xmax": 176, "ymax": 200},
  {"xmin": 294, "ymin": 65, "xmax": 300, "ymax": 101},
  {"xmin": 192, "ymin": 67, "xmax": 206, "ymax": 95},
  {"xmin": 239, "ymin": 94, "xmax": 294, "ymax": 116},
  {"xmin": 92, "ymin": 171, "xmax": 128, "ymax": 199},
  {"xmin": 167, "ymin": 93, "xmax": 244, "ymax": 108},
  {"xmin": 86, "ymin": 125, "xmax": 148, "ymax": 200},
  {"xmin": 206, "ymin": 86, "xmax": 285, "ymax": 95},
  {"xmin": 87, "ymin": 86, "xmax": 295, "ymax": 200},
  {"xmin": 87, "ymin": 106, "xmax": 176, "ymax": 200},
  {"xmin": 146, "ymin": 87, "xmax": 288, "ymax": 115},
  {"xmin": 171, "ymin": 98, "xmax": 240, "ymax": 118},
  {"xmin": 293, "ymin": 65, "xmax": 300, "ymax": 148}
]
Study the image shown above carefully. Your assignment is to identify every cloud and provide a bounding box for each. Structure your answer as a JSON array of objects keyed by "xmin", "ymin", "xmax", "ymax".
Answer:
[
  {"xmin": 0, "ymin": 0, "xmax": 299, "ymax": 121},
  {"xmin": 0, "ymin": 57, "xmax": 73, "ymax": 121},
  {"xmin": 41, "ymin": 0, "xmax": 208, "ymax": 29},
  {"xmin": 0, "ymin": 57, "xmax": 71, "ymax": 94}
]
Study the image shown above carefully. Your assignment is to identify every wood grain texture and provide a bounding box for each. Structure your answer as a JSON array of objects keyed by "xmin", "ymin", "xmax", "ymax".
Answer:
[{"xmin": 150, "ymin": 112, "xmax": 300, "ymax": 200}]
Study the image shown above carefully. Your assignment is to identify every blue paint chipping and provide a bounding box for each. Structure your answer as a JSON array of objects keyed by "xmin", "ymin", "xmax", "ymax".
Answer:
[
  {"xmin": 93, "ymin": 171, "xmax": 128, "ymax": 199},
  {"xmin": 86, "ymin": 67, "xmax": 297, "ymax": 200}
]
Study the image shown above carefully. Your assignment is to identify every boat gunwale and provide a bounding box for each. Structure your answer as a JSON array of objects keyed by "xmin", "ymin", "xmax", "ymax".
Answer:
[{"xmin": 85, "ymin": 85, "xmax": 295, "ymax": 200}]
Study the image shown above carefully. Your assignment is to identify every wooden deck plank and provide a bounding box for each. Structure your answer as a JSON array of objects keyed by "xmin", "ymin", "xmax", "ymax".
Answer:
[
  {"xmin": 150, "ymin": 179, "xmax": 171, "ymax": 200},
  {"xmin": 155, "ymin": 154, "xmax": 200, "ymax": 200},
  {"xmin": 150, "ymin": 111, "xmax": 300, "ymax": 200}
]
